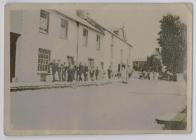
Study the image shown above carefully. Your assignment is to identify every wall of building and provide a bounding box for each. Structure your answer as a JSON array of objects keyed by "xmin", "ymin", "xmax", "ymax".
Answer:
[
  {"xmin": 103, "ymin": 32, "xmax": 132, "ymax": 73},
  {"xmin": 10, "ymin": 10, "xmax": 24, "ymax": 82},
  {"xmin": 13, "ymin": 10, "xmax": 78, "ymax": 82},
  {"xmin": 11, "ymin": 10, "xmax": 133, "ymax": 82},
  {"xmin": 102, "ymin": 32, "xmax": 112, "ymax": 71},
  {"xmin": 77, "ymin": 24, "xmax": 104, "ymax": 68},
  {"xmin": 10, "ymin": 10, "xmax": 23, "ymax": 34}
]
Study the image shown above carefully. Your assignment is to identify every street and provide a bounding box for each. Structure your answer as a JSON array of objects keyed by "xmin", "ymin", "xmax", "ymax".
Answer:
[{"xmin": 11, "ymin": 79, "xmax": 186, "ymax": 130}]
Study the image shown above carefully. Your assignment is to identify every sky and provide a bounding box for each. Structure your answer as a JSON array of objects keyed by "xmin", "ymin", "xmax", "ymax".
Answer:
[{"xmin": 68, "ymin": 3, "xmax": 192, "ymax": 61}]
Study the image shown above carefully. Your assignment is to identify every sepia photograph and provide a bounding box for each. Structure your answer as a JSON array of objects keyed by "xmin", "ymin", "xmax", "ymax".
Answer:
[{"xmin": 4, "ymin": 3, "xmax": 192, "ymax": 135}]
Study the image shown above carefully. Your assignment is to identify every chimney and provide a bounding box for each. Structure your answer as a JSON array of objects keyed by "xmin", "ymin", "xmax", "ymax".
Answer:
[{"xmin": 76, "ymin": 10, "xmax": 89, "ymax": 20}]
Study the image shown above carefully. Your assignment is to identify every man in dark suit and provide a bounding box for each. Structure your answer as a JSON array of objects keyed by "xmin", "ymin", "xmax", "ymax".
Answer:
[
  {"xmin": 78, "ymin": 62, "xmax": 83, "ymax": 82},
  {"xmin": 49, "ymin": 59, "xmax": 57, "ymax": 82},
  {"xmin": 84, "ymin": 63, "xmax": 88, "ymax": 81},
  {"xmin": 61, "ymin": 62, "xmax": 67, "ymax": 81},
  {"xmin": 95, "ymin": 66, "xmax": 99, "ymax": 80}
]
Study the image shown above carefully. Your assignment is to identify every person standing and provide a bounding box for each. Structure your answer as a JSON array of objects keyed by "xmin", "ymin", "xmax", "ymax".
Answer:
[
  {"xmin": 68, "ymin": 63, "xmax": 75, "ymax": 82},
  {"xmin": 62, "ymin": 62, "xmax": 67, "ymax": 81},
  {"xmin": 68, "ymin": 63, "xmax": 74, "ymax": 82},
  {"xmin": 67, "ymin": 63, "xmax": 71, "ymax": 82},
  {"xmin": 95, "ymin": 66, "xmax": 99, "ymax": 81},
  {"xmin": 49, "ymin": 59, "xmax": 57, "ymax": 82},
  {"xmin": 153, "ymin": 71, "xmax": 155, "ymax": 80},
  {"xmin": 75, "ymin": 63, "xmax": 79, "ymax": 81},
  {"xmin": 78, "ymin": 62, "xmax": 83, "ymax": 82},
  {"xmin": 60, "ymin": 62, "xmax": 64, "ymax": 81},
  {"xmin": 121, "ymin": 66, "xmax": 126, "ymax": 82},
  {"xmin": 107, "ymin": 66, "xmax": 112, "ymax": 80},
  {"xmin": 84, "ymin": 63, "xmax": 88, "ymax": 81},
  {"xmin": 147, "ymin": 71, "xmax": 150, "ymax": 80},
  {"xmin": 57, "ymin": 59, "xmax": 61, "ymax": 81},
  {"xmin": 90, "ymin": 67, "xmax": 94, "ymax": 81},
  {"xmin": 73, "ymin": 64, "xmax": 77, "ymax": 82}
]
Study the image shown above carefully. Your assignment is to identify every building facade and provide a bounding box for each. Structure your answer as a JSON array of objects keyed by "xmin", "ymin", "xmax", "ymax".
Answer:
[{"xmin": 10, "ymin": 9, "xmax": 133, "ymax": 82}]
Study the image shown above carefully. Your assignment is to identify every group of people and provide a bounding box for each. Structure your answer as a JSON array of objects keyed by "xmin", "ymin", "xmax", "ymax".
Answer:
[
  {"xmin": 139, "ymin": 70, "xmax": 159, "ymax": 80},
  {"xmin": 49, "ymin": 59, "xmax": 103, "ymax": 82},
  {"xmin": 48, "ymin": 59, "xmax": 133, "ymax": 83}
]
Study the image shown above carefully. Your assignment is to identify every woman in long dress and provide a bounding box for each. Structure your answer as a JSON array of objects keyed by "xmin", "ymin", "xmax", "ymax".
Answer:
[{"xmin": 121, "ymin": 67, "xmax": 127, "ymax": 83}]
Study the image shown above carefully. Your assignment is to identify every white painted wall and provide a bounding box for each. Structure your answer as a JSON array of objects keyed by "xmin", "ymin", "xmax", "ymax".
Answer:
[
  {"xmin": 77, "ymin": 24, "xmax": 104, "ymax": 68},
  {"xmin": 10, "ymin": 10, "xmax": 23, "ymax": 82},
  {"xmin": 10, "ymin": 10, "xmax": 23, "ymax": 34},
  {"xmin": 102, "ymin": 33, "xmax": 112, "ymax": 71},
  {"xmin": 103, "ymin": 32, "xmax": 132, "ymax": 73},
  {"xmin": 13, "ymin": 10, "xmax": 78, "ymax": 82},
  {"xmin": 11, "ymin": 10, "xmax": 133, "ymax": 82}
]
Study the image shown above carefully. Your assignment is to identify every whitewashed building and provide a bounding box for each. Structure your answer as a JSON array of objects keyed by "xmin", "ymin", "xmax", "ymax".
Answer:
[{"xmin": 10, "ymin": 9, "xmax": 133, "ymax": 82}]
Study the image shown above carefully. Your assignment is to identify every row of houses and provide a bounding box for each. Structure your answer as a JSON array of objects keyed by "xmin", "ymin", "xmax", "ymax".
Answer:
[{"xmin": 10, "ymin": 9, "xmax": 133, "ymax": 82}]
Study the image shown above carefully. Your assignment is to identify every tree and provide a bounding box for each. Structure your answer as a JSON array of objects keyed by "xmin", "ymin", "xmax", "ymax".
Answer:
[{"xmin": 157, "ymin": 14, "xmax": 187, "ymax": 73}]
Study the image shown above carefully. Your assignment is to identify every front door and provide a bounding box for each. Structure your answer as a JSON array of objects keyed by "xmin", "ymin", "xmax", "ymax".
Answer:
[{"xmin": 10, "ymin": 32, "xmax": 21, "ymax": 82}]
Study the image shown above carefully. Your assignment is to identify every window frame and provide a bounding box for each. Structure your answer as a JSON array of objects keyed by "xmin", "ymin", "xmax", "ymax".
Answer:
[
  {"xmin": 60, "ymin": 18, "xmax": 69, "ymax": 39},
  {"xmin": 39, "ymin": 10, "xmax": 50, "ymax": 34},
  {"xmin": 83, "ymin": 28, "xmax": 88, "ymax": 47},
  {"xmin": 37, "ymin": 48, "xmax": 51, "ymax": 74},
  {"xmin": 96, "ymin": 35, "xmax": 101, "ymax": 50}
]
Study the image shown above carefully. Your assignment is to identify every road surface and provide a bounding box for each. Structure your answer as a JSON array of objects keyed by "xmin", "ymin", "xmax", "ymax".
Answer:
[{"xmin": 11, "ymin": 79, "xmax": 186, "ymax": 130}]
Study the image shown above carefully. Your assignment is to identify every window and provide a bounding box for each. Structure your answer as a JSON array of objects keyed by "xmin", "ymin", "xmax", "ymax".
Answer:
[
  {"xmin": 83, "ymin": 28, "xmax": 88, "ymax": 46},
  {"xmin": 38, "ymin": 48, "xmax": 51, "ymax": 73},
  {"xmin": 96, "ymin": 35, "xmax": 101, "ymax": 50},
  {"xmin": 60, "ymin": 18, "xmax": 68, "ymax": 39},
  {"xmin": 39, "ymin": 10, "xmax": 49, "ymax": 34}
]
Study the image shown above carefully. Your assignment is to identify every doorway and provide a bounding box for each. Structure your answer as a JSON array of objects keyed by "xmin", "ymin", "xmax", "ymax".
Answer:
[{"xmin": 10, "ymin": 32, "xmax": 21, "ymax": 82}]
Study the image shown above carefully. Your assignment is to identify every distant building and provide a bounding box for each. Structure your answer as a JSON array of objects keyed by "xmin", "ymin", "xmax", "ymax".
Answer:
[
  {"xmin": 133, "ymin": 60, "xmax": 147, "ymax": 71},
  {"xmin": 10, "ymin": 9, "xmax": 133, "ymax": 82}
]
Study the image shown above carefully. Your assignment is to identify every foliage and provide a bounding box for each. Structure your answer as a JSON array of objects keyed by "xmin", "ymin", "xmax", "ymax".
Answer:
[{"xmin": 157, "ymin": 14, "xmax": 187, "ymax": 73}]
